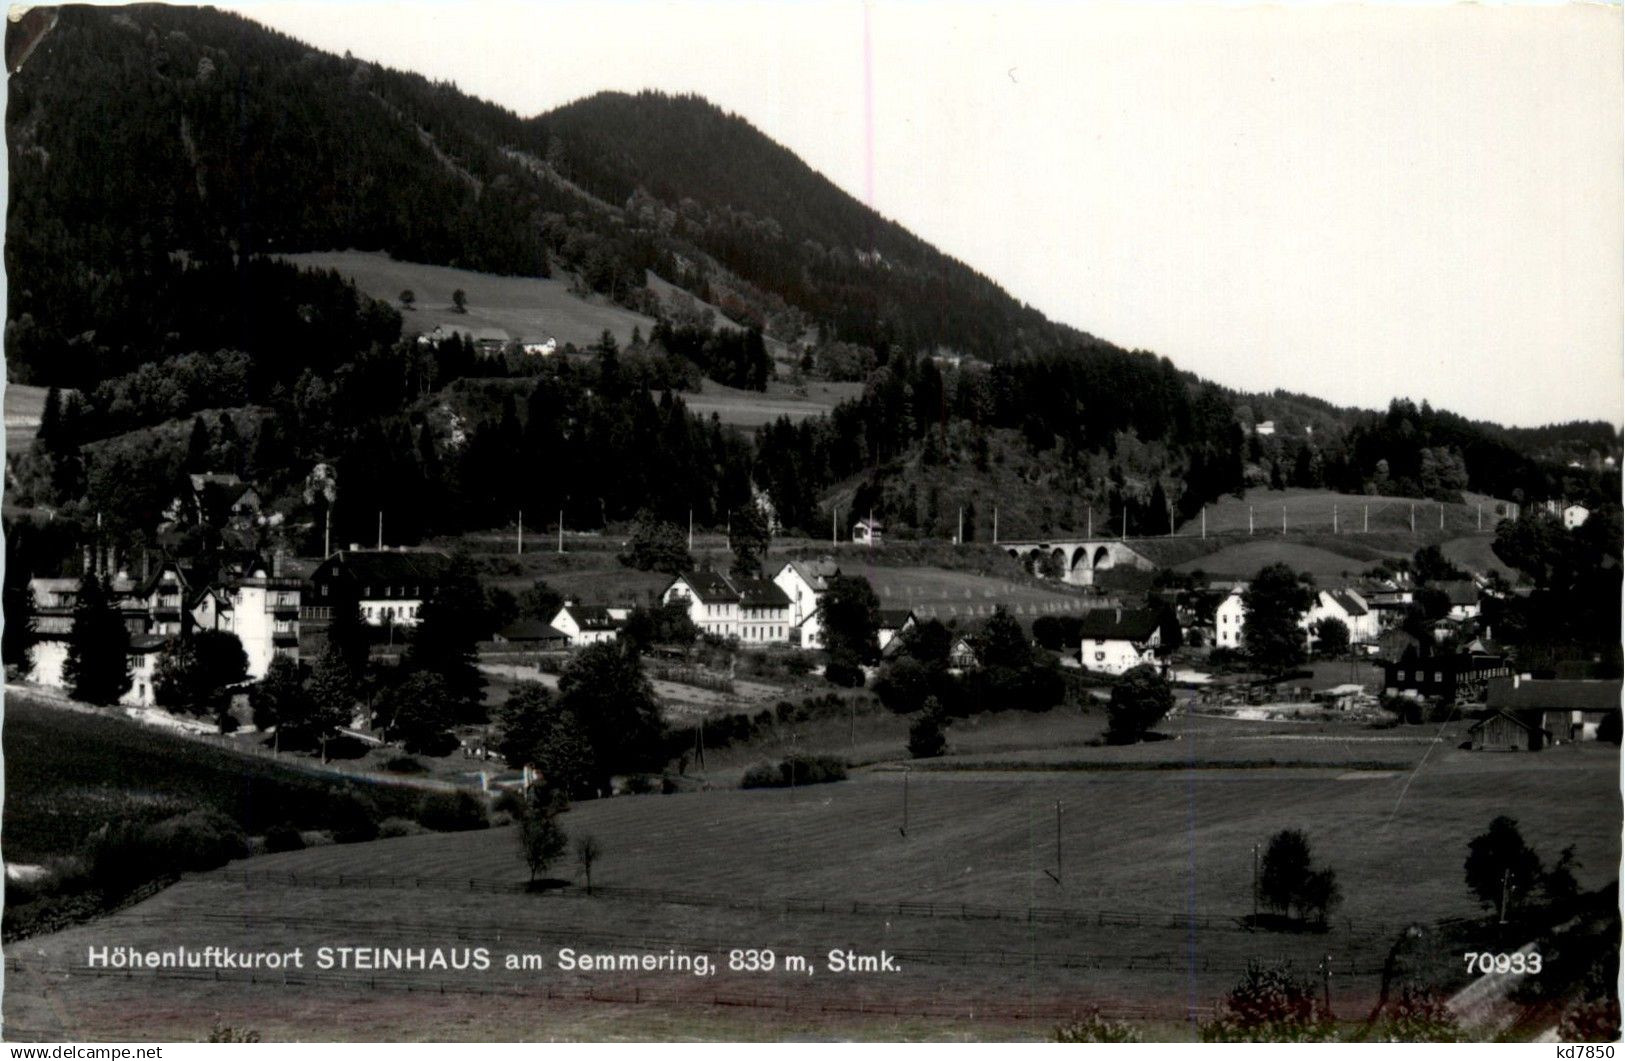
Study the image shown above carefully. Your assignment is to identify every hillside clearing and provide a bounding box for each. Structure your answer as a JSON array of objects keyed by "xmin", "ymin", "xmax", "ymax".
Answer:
[
  {"xmin": 5, "ymin": 382, "xmax": 48, "ymax": 453},
  {"xmin": 279, "ymin": 250, "xmax": 658, "ymax": 351}
]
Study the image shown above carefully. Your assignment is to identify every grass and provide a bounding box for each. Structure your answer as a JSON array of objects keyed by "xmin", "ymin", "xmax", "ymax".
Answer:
[
  {"xmin": 279, "ymin": 250, "xmax": 658, "ymax": 351},
  {"xmin": 5, "ymin": 382, "xmax": 48, "ymax": 454},
  {"xmin": 675, "ymin": 378, "xmax": 860, "ymax": 429},
  {"xmin": 1175, "ymin": 488, "xmax": 1507, "ymax": 539},
  {"xmin": 2, "ymin": 693, "xmax": 430, "ymax": 863},
  {"xmin": 8, "ymin": 732, "xmax": 1613, "ymax": 1040}
]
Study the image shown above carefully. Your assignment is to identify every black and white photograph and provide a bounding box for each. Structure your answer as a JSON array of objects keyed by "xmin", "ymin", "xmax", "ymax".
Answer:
[{"xmin": 1, "ymin": 0, "xmax": 1620, "ymax": 1045}]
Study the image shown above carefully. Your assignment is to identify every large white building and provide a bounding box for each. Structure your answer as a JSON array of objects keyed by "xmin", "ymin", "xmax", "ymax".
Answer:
[
  {"xmin": 772, "ymin": 559, "xmax": 840, "ymax": 649},
  {"xmin": 1305, "ymin": 589, "xmax": 1379, "ymax": 645},
  {"xmin": 663, "ymin": 570, "xmax": 792, "ymax": 645},
  {"xmin": 308, "ymin": 547, "xmax": 451, "ymax": 628}
]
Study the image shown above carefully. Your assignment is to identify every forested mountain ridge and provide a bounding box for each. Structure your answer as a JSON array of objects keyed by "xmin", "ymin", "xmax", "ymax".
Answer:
[
  {"xmin": 4, "ymin": 3, "xmax": 1617, "ymax": 568},
  {"xmin": 4, "ymin": 3, "xmax": 1084, "ymax": 388}
]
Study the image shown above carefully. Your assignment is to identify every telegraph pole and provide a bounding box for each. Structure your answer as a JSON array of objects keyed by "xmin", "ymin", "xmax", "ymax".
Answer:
[
  {"xmin": 1087, "ymin": 505, "xmax": 1093, "ymax": 538},
  {"xmin": 377, "ymin": 510, "xmax": 383, "ymax": 549},
  {"xmin": 557, "ymin": 510, "xmax": 564, "ymax": 554},
  {"xmin": 1282, "ymin": 504, "xmax": 1287, "ymax": 535},
  {"xmin": 1201, "ymin": 506, "xmax": 1206, "ymax": 539},
  {"xmin": 1410, "ymin": 503, "xmax": 1416, "ymax": 534},
  {"xmin": 1248, "ymin": 505, "xmax": 1254, "ymax": 536},
  {"xmin": 1364, "ymin": 504, "xmax": 1369, "ymax": 533},
  {"xmin": 957, "ymin": 506, "xmax": 964, "ymax": 545},
  {"xmin": 1333, "ymin": 504, "xmax": 1338, "ymax": 534},
  {"xmin": 1252, "ymin": 842, "xmax": 1260, "ymax": 923},
  {"xmin": 993, "ymin": 505, "xmax": 998, "ymax": 544}
]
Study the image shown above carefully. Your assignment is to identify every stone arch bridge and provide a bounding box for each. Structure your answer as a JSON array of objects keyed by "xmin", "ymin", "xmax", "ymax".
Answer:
[{"xmin": 1001, "ymin": 538, "xmax": 1157, "ymax": 587}]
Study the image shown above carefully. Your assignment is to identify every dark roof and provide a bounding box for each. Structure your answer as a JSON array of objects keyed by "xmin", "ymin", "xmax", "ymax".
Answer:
[
  {"xmin": 562, "ymin": 604, "xmax": 625, "ymax": 630},
  {"xmin": 1326, "ymin": 590, "xmax": 1368, "ymax": 617},
  {"xmin": 736, "ymin": 579, "xmax": 790, "ymax": 609},
  {"xmin": 675, "ymin": 569, "xmax": 738, "ymax": 604},
  {"xmin": 1486, "ymin": 679, "xmax": 1622, "ymax": 713},
  {"xmin": 877, "ymin": 608, "xmax": 916, "ymax": 630},
  {"xmin": 495, "ymin": 619, "xmax": 570, "ymax": 642},
  {"xmin": 783, "ymin": 559, "xmax": 840, "ymax": 589},
  {"xmin": 1076, "ymin": 608, "xmax": 1161, "ymax": 642},
  {"xmin": 313, "ymin": 549, "xmax": 452, "ymax": 587},
  {"xmin": 1432, "ymin": 581, "xmax": 1480, "ymax": 606}
]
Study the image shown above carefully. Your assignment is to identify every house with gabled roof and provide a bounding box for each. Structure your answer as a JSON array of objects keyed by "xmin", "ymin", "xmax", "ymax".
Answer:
[
  {"xmin": 550, "ymin": 602, "xmax": 630, "ymax": 646},
  {"xmin": 309, "ymin": 547, "xmax": 451, "ymax": 628},
  {"xmin": 663, "ymin": 569, "xmax": 742, "ymax": 639},
  {"xmin": 1485, "ymin": 677, "xmax": 1621, "ymax": 744},
  {"xmin": 877, "ymin": 608, "xmax": 918, "ymax": 655},
  {"xmin": 773, "ymin": 558, "xmax": 841, "ymax": 649},
  {"xmin": 1077, "ymin": 607, "xmax": 1163, "ymax": 675},
  {"xmin": 736, "ymin": 578, "xmax": 792, "ymax": 644},
  {"xmin": 1304, "ymin": 588, "xmax": 1378, "ymax": 645}
]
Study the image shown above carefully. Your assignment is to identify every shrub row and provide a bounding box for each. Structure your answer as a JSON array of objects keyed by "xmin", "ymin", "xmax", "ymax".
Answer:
[{"xmin": 740, "ymin": 754, "xmax": 849, "ymax": 789}]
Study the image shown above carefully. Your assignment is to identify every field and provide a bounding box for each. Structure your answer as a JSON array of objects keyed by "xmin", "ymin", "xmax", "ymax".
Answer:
[
  {"xmin": 5, "ymin": 382, "xmax": 48, "ymax": 454},
  {"xmin": 6, "ymin": 706, "xmax": 1616, "ymax": 1040},
  {"xmin": 1, "ymin": 694, "xmax": 435, "ymax": 864},
  {"xmin": 279, "ymin": 251, "xmax": 658, "ymax": 351},
  {"xmin": 1174, "ymin": 489, "xmax": 1507, "ymax": 539},
  {"xmin": 675, "ymin": 378, "xmax": 861, "ymax": 429}
]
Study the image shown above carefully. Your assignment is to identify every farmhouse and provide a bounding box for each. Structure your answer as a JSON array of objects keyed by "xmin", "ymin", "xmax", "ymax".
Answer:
[
  {"xmin": 549, "ymin": 602, "xmax": 630, "ymax": 646},
  {"xmin": 851, "ymin": 518, "xmax": 884, "ymax": 546},
  {"xmin": 663, "ymin": 570, "xmax": 795, "ymax": 645},
  {"xmin": 1430, "ymin": 581, "xmax": 1481, "ymax": 621},
  {"xmin": 1484, "ymin": 677, "xmax": 1622, "ymax": 744},
  {"xmin": 1305, "ymin": 589, "xmax": 1378, "ymax": 644},
  {"xmin": 1076, "ymin": 608, "xmax": 1163, "ymax": 676},
  {"xmin": 308, "ymin": 547, "xmax": 451, "ymax": 627},
  {"xmin": 1214, "ymin": 587, "xmax": 1246, "ymax": 650},
  {"xmin": 948, "ymin": 635, "xmax": 980, "ymax": 670},
  {"xmin": 877, "ymin": 609, "xmax": 918, "ymax": 655},
  {"xmin": 1382, "ymin": 646, "xmax": 1512, "ymax": 704},
  {"xmin": 161, "ymin": 473, "xmax": 263, "ymax": 529},
  {"xmin": 772, "ymin": 559, "xmax": 840, "ymax": 649}
]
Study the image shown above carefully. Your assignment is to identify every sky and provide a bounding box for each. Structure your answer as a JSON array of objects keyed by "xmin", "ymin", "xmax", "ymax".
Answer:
[{"xmin": 187, "ymin": 2, "xmax": 1621, "ymax": 427}]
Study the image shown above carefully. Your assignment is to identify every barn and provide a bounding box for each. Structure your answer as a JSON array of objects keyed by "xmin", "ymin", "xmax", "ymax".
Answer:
[{"xmin": 1468, "ymin": 710, "xmax": 1551, "ymax": 752}]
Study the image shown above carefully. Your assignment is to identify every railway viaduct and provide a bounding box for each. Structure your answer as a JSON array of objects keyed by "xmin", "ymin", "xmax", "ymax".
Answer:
[{"xmin": 999, "ymin": 538, "xmax": 1158, "ymax": 587}]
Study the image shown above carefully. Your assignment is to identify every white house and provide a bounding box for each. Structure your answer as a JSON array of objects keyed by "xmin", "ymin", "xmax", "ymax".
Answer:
[
  {"xmin": 1077, "ymin": 608, "xmax": 1163, "ymax": 676},
  {"xmin": 736, "ymin": 579, "xmax": 792, "ymax": 644},
  {"xmin": 851, "ymin": 518, "xmax": 883, "ymax": 547},
  {"xmin": 549, "ymin": 602, "xmax": 630, "ymax": 646},
  {"xmin": 1305, "ymin": 589, "xmax": 1379, "ymax": 645},
  {"xmin": 308, "ymin": 548, "xmax": 452, "ymax": 628},
  {"xmin": 189, "ymin": 562, "xmax": 302, "ymax": 679},
  {"xmin": 1254, "ymin": 420, "xmax": 1276, "ymax": 437},
  {"xmin": 877, "ymin": 609, "xmax": 918, "ymax": 655},
  {"xmin": 1563, "ymin": 504, "xmax": 1591, "ymax": 530},
  {"xmin": 662, "ymin": 570, "xmax": 743, "ymax": 639},
  {"xmin": 1432, "ymin": 581, "xmax": 1481, "ymax": 622},
  {"xmin": 1214, "ymin": 587, "xmax": 1247, "ymax": 650},
  {"xmin": 773, "ymin": 559, "xmax": 840, "ymax": 649}
]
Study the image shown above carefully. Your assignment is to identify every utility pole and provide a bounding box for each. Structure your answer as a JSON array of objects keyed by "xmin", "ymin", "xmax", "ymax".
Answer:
[
  {"xmin": 557, "ymin": 509, "xmax": 564, "ymax": 554},
  {"xmin": 900, "ymin": 768, "xmax": 910, "ymax": 837},
  {"xmin": 868, "ymin": 509, "xmax": 875, "ymax": 549},
  {"xmin": 1440, "ymin": 504, "xmax": 1445, "ymax": 530},
  {"xmin": 1410, "ymin": 503, "xmax": 1416, "ymax": 535},
  {"xmin": 832, "ymin": 506, "xmax": 837, "ymax": 546},
  {"xmin": 1364, "ymin": 504, "xmax": 1369, "ymax": 533},
  {"xmin": 1499, "ymin": 869, "xmax": 1510, "ymax": 924},
  {"xmin": 957, "ymin": 506, "xmax": 964, "ymax": 545},
  {"xmin": 1248, "ymin": 505, "xmax": 1254, "ymax": 536},
  {"xmin": 377, "ymin": 510, "xmax": 383, "ymax": 550},
  {"xmin": 1252, "ymin": 842, "xmax": 1260, "ymax": 923},
  {"xmin": 323, "ymin": 507, "xmax": 331, "ymax": 558},
  {"xmin": 993, "ymin": 505, "xmax": 998, "ymax": 544},
  {"xmin": 1318, "ymin": 953, "xmax": 1334, "ymax": 1018},
  {"xmin": 1201, "ymin": 506, "xmax": 1206, "ymax": 540},
  {"xmin": 1087, "ymin": 505, "xmax": 1093, "ymax": 539},
  {"xmin": 1121, "ymin": 507, "xmax": 1127, "ymax": 540},
  {"xmin": 1282, "ymin": 504, "xmax": 1287, "ymax": 535},
  {"xmin": 1477, "ymin": 504, "xmax": 1482, "ymax": 531},
  {"xmin": 1333, "ymin": 503, "xmax": 1338, "ymax": 534},
  {"xmin": 517, "ymin": 510, "xmax": 523, "ymax": 555}
]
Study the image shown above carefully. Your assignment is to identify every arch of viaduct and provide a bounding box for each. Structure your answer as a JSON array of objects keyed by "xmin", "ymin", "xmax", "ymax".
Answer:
[{"xmin": 1001, "ymin": 538, "xmax": 1157, "ymax": 587}]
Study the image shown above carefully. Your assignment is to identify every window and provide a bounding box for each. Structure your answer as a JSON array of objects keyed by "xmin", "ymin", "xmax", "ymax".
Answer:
[
  {"xmin": 1095, "ymin": 652, "xmax": 1105, "ymax": 662},
  {"xmin": 1398, "ymin": 670, "xmax": 1406, "ymax": 681},
  {"xmin": 1434, "ymin": 671, "xmax": 1444, "ymax": 683}
]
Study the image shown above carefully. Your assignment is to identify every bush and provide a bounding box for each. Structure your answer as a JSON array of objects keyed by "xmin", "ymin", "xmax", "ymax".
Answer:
[
  {"xmin": 328, "ymin": 793, "xmax": 380, "ymax": 844},
  {"xmin": 415, "ymin": 791, "xmax": 490, "ymax": 832},
  {"xmin": 377, "ymin": 817, "xmax": 429, "ymax": 839},
  {"xmin": 824, "ymin": 659, "xmax": 866, "ymax": 688},
  {"xmin": 1054, "ymin": 1011, "xmax": 1143, "ymax": 1043},
  {"xmin": 1200, "ymin": 961, "xmax": 1335, "ymax": 1042},
  {"xmin": 740, "ymin": 754, "xmax": 848, "ymax": 789},
  {"xmin": 384, "ymin": 755, "xmax": 429, "ymax": 774},
  {"xmin": 908, "ymin": 700, "xmax": 948, "ymax": 759},
  {"xmin": 82, "ymin": 810, "xmax": 248, "ymax": 896},
  {"xmin": 143, "ymin": 810, "xmax": 250, "ymax": 874},
  {"xmin": 264, "ymin": 823, "xmax": 306, "ymax": 853}
]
